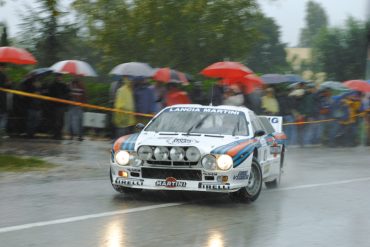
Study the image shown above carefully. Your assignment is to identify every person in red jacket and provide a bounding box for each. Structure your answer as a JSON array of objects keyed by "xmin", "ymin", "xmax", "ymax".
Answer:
[{"xmin": 165, "ymin": 82, "xmax": 191, "ymax": 106}]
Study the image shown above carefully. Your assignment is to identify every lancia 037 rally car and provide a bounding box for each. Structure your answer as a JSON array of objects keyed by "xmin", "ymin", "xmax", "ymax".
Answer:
[{"xmin": 110, "ymin": 105, "xmax": 286, "ymax": 202}]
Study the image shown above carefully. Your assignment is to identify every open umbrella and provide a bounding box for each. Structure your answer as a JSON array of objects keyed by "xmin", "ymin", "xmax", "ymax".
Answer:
[
  {"xmin": 284, "ymin": 74, "xmax": 307, "ymax": 83},
  {"xmin": 28, "ymin": 68, "xmax": 53, "ymax": 77},
  {"xmin": 261, "ymin": 74, "xmax": 289, "ymax": 84},
  {"xmin": 201, "ymin": 61, "xmax": 252, "ymax": 78},
  {"xmin": 153, "ymin": 67, "xmax": 189, "ymax": 84},
  {"xmin": 110, "ymin": 62, "xmax": 155, "ymax": 77},
  {"xmin": 50, "ymin": 60, "xmax": 97, "ymax": 77},
  {"xmin": 343, "ymin": 80, "xmax": 370, "ymax": 93},
  {"xmin": 319, "ymin": 81, "xmax": 348, "ymax": 91},
  {"xmin": 0, "ymin": 46, "xmax": 37, "ymax": 65}
]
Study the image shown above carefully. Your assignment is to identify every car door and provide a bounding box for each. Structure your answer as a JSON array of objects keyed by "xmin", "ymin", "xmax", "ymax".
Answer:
[
  {"xmin": 258, "ymin": 116, "xmax": 281, "ymax": 178},
  {"xmin": 249, "ymin": 112, "xmax": 269, "ymax": 170}
]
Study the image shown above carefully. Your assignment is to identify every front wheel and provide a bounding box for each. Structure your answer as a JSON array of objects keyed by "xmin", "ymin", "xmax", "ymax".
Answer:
[
  {"xmin": 229, "ymin": 157, "xmax": 262, "ymax": 202},
  {"xmin": 110, "ymin": 168, "xmax": 142, "ymax": 194}
]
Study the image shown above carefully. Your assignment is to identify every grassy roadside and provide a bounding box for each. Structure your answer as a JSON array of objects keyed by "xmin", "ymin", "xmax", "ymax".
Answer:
[{"xmin": 0, "ymin": 154, "xmax": 56, "ymax": 172}]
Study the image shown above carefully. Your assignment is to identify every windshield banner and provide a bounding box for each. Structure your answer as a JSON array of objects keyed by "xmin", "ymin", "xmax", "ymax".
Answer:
[{"xmin": 167, "ymin": 107, "xmax": 240, "ymax": 115}]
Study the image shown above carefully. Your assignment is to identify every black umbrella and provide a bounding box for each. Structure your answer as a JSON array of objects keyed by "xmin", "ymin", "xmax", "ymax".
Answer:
[{"xmin": 29, "ymin": 68, "xmax": 53, "ymax": 77}]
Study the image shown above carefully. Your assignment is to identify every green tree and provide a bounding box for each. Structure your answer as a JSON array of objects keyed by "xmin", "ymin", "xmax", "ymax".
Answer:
[
  {"xmin": 312, "ymin": 18, "xmax": 367, "ymax": 81},
  {"xmin": 299, "ymin": 0, "xmax": 328, "ymax": 47},
  {"xmin": 245, "ymin": 15, "xmax": 289, "ymax": 74},
  {"xmin": 18, "ymin": 0, "xmax": 96, "ymax": 67},
  {"xmin": 1, "ymin": 24, "xmax": 9, "ymax": 46},
  {"xmin": 72, "ymin": 0, "xmax": 260, "ymax": 74}
]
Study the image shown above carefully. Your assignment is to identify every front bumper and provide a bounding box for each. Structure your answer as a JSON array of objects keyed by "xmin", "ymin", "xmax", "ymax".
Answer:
[{"xmin": 110, "ymin": 164, "xmax": 251, "ymax": 193}]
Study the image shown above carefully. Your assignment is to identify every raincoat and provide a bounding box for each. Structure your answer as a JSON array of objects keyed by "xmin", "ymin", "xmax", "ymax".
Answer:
[{"xmin": 113, "ymin": 84, "xmax": 136, "ymax": 128}]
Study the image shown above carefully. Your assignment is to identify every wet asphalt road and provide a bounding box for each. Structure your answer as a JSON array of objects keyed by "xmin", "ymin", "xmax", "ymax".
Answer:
[{"xmin": 0, "ymin": 139, "xmax": 370, "ymax": 247}]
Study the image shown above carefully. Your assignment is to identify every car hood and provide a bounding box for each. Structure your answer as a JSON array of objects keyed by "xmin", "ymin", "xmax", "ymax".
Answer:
[{"xmin": 133, "ymin": 132, "xmax": 250, "ymax": 154}]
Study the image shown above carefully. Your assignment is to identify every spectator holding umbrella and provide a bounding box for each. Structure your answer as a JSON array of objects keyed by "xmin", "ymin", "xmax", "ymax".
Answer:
[
  {"xmin": 165, "ymin": 82, "xmax": 191, "ymax": 106},
  {"xmin": 20, "ymin": 75, "xmax": 43, "ymax": 138},
  {"xmin": 261, "ymin": 87, "xmax": 279, "ymax": 115},
  {"xmin": 68, "ymin": 77, "xmax": 87, "ymax": 141},
  {"xmin": 48, "ymin": 73, "xmax": 70, "ymax": 140},
  {"xmin": 113, "ymin": 78, "xmax": 136, "ymax": 138},
  {"xmin": 133, "ymin": 76, "xmax": 156, "ymax": 124},
  {"xmin": 0, "ymin": 63, "xmax": 11, "ymax": 138}
]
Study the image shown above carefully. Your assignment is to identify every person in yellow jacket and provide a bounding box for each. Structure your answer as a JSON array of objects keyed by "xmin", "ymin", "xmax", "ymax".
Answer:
[{"xmin": 113, "ymin": 78, "xmax": 136, "ymax": 138}]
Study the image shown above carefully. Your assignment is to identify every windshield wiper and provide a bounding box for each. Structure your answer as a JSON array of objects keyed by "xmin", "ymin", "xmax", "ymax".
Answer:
[{"xmin": 186, "ymin": 114, "xmax": 211, "ymax": 135}]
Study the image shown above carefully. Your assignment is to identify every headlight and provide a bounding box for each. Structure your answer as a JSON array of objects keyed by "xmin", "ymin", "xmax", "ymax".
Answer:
[
  {"xmin": 138, "ymin": 146, "xmax": 153, "ymax": 160},
  {"xmin": 115, "ymin": 151, "xmax": 130, "ymax": 166},
  {"xmin": 186, "ymin": 147, "xmax": 201, "ymax": 162},
  {"xmin": 170, "ymin": 147, "xmax": 185, "ymax": 161},
  {"xmin": 216, "ymin": 154, "xmax": 233, "ymax": 171},
  {"xmin": 129, "ymin": 153, "xmax": 143, "ymax": 167},
  {"xmin": 201, "ymin": 154, "xmax": 217, "ymax": 170},
  {"xmin": 154, "ymin": 147, "xmax": 169, "ymax": 160}
]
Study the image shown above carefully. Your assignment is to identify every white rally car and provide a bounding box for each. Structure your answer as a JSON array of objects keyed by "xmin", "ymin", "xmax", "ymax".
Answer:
[{"xmin": 110, "ymin": 105, "xmax": 286, "ymax": 202}]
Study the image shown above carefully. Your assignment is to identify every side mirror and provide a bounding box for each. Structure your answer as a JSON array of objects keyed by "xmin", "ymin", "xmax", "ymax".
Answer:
[
  {"xmin": 254, "ymin": 130, "xmax": 266, "ymax": 137},
  {"xmin": 135, "ymin": 123, "xmax": 145, "ymax": 131}
]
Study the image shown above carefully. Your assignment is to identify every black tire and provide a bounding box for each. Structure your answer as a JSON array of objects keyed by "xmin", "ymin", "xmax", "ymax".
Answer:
[
  {"xmin": 265, "ymin": 148, "xmax": 284, "ymax": 189},
  {"xmin": 229, "ymin": 157, "xmax": 263, "ymax": 202},
  {"xmin": 110, "ymin": 168, "xmax": 142, "ymax": 194}
]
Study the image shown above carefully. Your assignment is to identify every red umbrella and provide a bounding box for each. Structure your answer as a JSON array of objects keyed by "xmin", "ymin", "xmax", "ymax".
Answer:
[
  {"xmin": 343, "ymin": 80, "xmax": 370, "ymax": 93},
  {"xmin": 201, "ymin": 61, "xmax": 253, "ymax": 78},
  {"xmin": 153, "ymin": 67, "xmax": 188, "ymax": 84},
  {"xmin": 222, "ymin": 74, "xmax": 263, "ymax": 94},
  {"xmin": 0, "ymin": 46, "xmax": 37, "ymax": 65}
]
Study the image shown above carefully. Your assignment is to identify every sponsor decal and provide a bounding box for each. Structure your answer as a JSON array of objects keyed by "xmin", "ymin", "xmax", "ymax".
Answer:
[
  {"xmin": 168, "ymin": 107, "xmax": 240, "ymax": 115},
  {"xmin": 127, "ymin": 168, "xmax": 141, "ymax": 173},
  {"xmin": 233, "ymin": 171, "xmax": 249, "ymax": 180},
  {"xmin": 167, "ymin": 138, "xmax": 198, "ymax": 145},
  {"xmin": 203, "ymin": 172, "xmax": 218, "ymax": 176},
  {"xmin": 155, "ymin": 177, "xmax": 187, "ymax": 188}
]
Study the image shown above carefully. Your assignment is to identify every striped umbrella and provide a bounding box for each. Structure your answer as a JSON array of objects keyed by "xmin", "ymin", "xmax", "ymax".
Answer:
[
  {"xmin": 153, "ymin": 67, "xmax": 189, "ymax": 84},
  {"xmin": 50, "ymin": 60, "xmax": 97, "ymax": 77}
]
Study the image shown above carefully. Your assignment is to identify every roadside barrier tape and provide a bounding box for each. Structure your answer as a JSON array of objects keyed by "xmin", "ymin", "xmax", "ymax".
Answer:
[
  {"xmin": 0, "ymin": 87, "xmax": 369, "ymax": 125},
  {"xmin": 0, "ymin": 87, "xmax": 155, "ymax": 118}
]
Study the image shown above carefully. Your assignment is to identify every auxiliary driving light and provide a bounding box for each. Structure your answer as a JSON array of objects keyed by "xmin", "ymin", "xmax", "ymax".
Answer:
[
  {"xmin": 185, "ymin": 147, "xmax": 201, "ymax": 162},
  {"xmin": 154, "ymin": 147, "xmax": 169, "ymax": 160},
  {"xmin": 138, "ymin": 146, "xmax": 153, "ymax": 160},
  {"xmin": 170, "ymin": 147, "xmax": 185, "ymax": 161}
]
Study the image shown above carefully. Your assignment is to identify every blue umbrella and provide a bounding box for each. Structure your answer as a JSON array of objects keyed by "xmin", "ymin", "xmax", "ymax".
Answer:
[
  {"xmin": 284, "ymin": 74, "xmax": 307, "ymax": 83},
  {"xmin": 261, "ymin": 74, "xmax": 289, "ymax": 84}
]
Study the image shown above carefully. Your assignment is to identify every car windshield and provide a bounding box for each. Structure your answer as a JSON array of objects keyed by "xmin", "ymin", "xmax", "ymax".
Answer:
[{"xmin": 145, "ymin": 107, "xmax": 250, "ymax": 136}]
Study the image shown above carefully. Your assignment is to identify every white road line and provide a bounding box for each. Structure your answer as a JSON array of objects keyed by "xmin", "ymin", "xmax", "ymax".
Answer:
[
  {"xmin": 0, "ymin": 202, "xmax": 184, "ymax": 234},
  {"xmin": 270, "ymin": 176, "xmax": 370, "ymax": 192},
  {"xmin": 1, "ymin": 176, "xmax": 370, "ymax": 234}
]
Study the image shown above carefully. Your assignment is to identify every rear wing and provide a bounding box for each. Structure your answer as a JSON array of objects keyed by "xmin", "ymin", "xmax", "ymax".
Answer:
[{"xmin": 259, "ymin": 116, "xmax": 283, "ymax": 133}]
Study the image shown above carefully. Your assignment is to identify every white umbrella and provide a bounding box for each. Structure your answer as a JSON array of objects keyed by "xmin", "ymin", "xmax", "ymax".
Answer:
[
  {"xmin": 110, "ymin": 62, "xmax": 155, "ymax": 77},
  {"xmin": 319, "ymin": 81, "xmax": 348, "ymax": 91},
  {"xmin": 50, "ymin": 60, "xmax": 98, "ymax": 77}
]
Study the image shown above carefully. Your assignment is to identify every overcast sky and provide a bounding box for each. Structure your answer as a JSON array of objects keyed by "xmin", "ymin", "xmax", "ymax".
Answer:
[{"xmin": 0, "ymin": 0, "xmax": 368, "ymax": 47}]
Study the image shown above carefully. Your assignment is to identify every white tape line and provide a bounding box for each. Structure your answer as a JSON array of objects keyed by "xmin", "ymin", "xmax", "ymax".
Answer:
[
  {"xmin": 0, "ymin": 202, "xmax": 183, "ymax": 234},
  {"xmin": 269, "ymin": 176, "xmax": 370, "ymax": 192}
]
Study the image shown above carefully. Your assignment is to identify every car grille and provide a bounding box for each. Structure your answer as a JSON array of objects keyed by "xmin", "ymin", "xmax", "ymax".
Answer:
[
  {"xmin": 146, "ymin": 160, "xmax": 198, "ymax": 166},
  {"xmin": 141, "ymin": 168, "xmax": 202, "ymax": 181}
]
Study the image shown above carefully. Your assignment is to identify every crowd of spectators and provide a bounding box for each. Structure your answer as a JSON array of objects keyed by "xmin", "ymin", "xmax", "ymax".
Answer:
[{"xmin": 1, "ymin": 62, "xmax": 369, "ymax": 146}]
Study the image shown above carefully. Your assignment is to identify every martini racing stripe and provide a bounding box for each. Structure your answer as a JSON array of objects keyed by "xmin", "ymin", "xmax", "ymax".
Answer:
[
  {"xmin": 121, "ymin": 133, "xmax": 140, "ymax": 151},
  {"xmin": 211, "ymin": 139, "xmax": 251, "ymax": 154}
]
